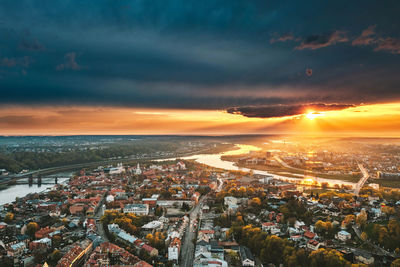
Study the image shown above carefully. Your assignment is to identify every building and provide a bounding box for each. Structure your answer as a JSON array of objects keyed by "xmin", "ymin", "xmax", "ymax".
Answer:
[
  {"xmin": 177, "ymin": 161, "xmax": 186, "ymax": 170},
  {"xmin": 84, "ymin": 242, "xmax": 139, "ymax": 266},
  {"xmin": 7, "ymin": 242, "xmax": 26, "ymax": 257},
  {"xmin": 142, "ymin": 244, "xmax": 158, "ymax": 257},
  {"xmin": 123, "ymin": 204, "xmax": 149, "ymax": 215},
  {"xmin": 135, "ymin": 163, "xmax": 142, "ymax": 175},
  {"xmin": 224, "ymin": 196, "xmax": 238, "ymax": 206},
  {"xmin": 57, "ymin": 245, "xmax": 85, "ymax": 267},
  {"xmin": 168, "ymin": 237, "xmax": 181, "ymax": 263},
  {"xmin": 239, "ymin": 246, "xmax": 255, "ymax": 266},
  {"xmin": 35, "ymin": 227, "xmax": 55, "ymax": 239},
  {"xmin": 142, "ymin": 220, "xmax": 163, "ymax": 231},
  {"xmin": 262, "ymin": 222, "xmax": 276, "ymax": 232},
  {"xmin": 70, "ymin": 204, "xmax": 86, "ymax": 216},
  {"xmin": 307, "ymin": 240, "xmax": 321, "ymax": 251},
  {"xmin": 336, "ymin": 230, "xmax": 351, "ymax": 242},
  {"xmin": 29, "ymin": 238, "xmax": 52, "ymax": 250},
  {"xmin": 106, "ymin": 163, "xmax": 125, "ymax": 174},
  {"xmin": 377, "ymin": 172, "xmax": 400, "ymax": 179},
  {"xmin": 354, "ymin": 250, "xmax": 374, "ymax": 265},
  {"xmin": 133, "ymin": 261, "xmax": 153, "ymax": 267}
]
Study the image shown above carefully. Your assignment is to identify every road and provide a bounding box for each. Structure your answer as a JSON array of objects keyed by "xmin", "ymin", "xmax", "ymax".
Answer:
[
  {"xmin": 217, "ymin": 177, "xmax": 224, "ymax": 192},
  {"xmin": 180, "ymin": 196, "xmax": 207, "ymax": 267},
  {"xmin": 94, "ymin": 196, "xmax": 108, "ymax": 242},
  {"xmin": 354, "ymin": 164, "xmax": 369, "ymax": 195}
]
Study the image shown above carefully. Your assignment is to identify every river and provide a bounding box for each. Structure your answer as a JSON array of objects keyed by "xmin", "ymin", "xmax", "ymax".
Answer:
[
  {"xmin": 1, "ymin": 144, "xmax": 357, "ymax": 205},
  {"xmin": 178, "ymin": 144, "xmax": 357, "ymax": 188},
  {"xmin": 0, "ymin": 173, "xmax": 72, "ymax": 206}
]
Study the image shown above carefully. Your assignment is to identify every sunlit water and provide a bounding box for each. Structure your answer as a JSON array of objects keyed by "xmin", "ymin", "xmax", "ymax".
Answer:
[
  {"xmin": 0, "ymin": 173, "xmax": 71, "ymax": 206},
  {"xmin": 1, "ymin": 144, "xmax": 358, "ymax": 206},
  {"xmin": 162, "ymin": 144, "xmax": 357, "ymax": 188}
]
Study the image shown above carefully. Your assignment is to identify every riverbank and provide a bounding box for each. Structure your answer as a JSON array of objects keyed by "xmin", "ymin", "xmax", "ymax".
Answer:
[{"xmin": 221, "ymin": 154, "xmax": 362, "ymax": 183}]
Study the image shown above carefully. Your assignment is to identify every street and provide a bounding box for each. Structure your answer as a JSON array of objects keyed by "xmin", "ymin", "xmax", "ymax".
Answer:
[
  {"xmin": 180, "ymin": 196, "xmax": 207, "ymax": 267},
  {"xmin": 354, "ymin": 163, "xmax": 369, "ymax": 195},
  {"xmin": 94, "ymin": 196, "xmax": 108, "ymax": 242}
]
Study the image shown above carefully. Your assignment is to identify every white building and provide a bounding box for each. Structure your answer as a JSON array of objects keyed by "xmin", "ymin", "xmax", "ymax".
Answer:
[
  {"xmin": 135, "ymin": 163, "xmax": 142, "ymax": 175},
  {"xmin": 123, "ymin": 203, "xmax": 149, "ymax": 215},
  {"xmin": 109, "ymin": 163, "xmax": 125, "ymax": 174},
  {"xmin": 307, "ymin": 240, "xmax": 321, "ymax": 251},
  {"xmin": 106, "ymin": 195, "xmax": 115, "ymax": 203},
  {"xmin": 240, "ymin": 246, "xmax": 255, "ymax": 267},
  {"xmin": 168, "ymin": 238, "xmax": 181, "ymax": 263},
  {"xmin": 142, "ymin": 221, "xmax": 163, "ymax": 231},
  {"xmin": 177, "ymin": 161, "xmax": 186, "ymax": 170},
  {"xmin": 336, "ymin": 230, "xmax": 351, "ymax": 241}
]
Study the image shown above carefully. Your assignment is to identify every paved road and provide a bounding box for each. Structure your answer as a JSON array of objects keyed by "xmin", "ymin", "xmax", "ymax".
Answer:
[
  {"xmin": 94, "ymin": 196, "xmax": 108, "ymax": 242},
  {"xmin": 354, "ymin": 164, "xmax": 369, "ymax": 195},
  {"xmin": 180, "ymin": 196, "xmax": 207, "ymax": 267},
  {"xmin": 217, "ymin": 177, "xmax": 224, "ymax": 192}
]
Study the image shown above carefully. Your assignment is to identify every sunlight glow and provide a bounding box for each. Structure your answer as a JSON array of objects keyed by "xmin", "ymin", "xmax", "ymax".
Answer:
[{"xmin": 306, "ymin": 111, "xmax": 324, "ymax": 120}]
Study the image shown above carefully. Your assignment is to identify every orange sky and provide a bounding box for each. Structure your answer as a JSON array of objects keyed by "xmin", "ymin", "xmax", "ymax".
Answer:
[{"xmin": 0, "ymin": 102, "xmax": 400, "ymax": 136}]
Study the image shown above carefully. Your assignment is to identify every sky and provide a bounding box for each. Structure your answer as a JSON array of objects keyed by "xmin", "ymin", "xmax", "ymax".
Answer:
[{"xmin": 0, "ymin": 0, "xmax": 400, "ymax": 135}]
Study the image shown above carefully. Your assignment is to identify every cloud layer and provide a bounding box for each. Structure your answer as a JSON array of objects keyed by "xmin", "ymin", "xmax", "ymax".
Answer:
[{"xmin": 226, "ymin": 104, "xmax": 354, "ymax": 118}]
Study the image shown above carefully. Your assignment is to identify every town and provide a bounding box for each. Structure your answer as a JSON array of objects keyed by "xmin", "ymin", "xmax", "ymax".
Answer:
[{"xmin": 1, "ymin": 155, "xmax": 400, "ymax": 267}]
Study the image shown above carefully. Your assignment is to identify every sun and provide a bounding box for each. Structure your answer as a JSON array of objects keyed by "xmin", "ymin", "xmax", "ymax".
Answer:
[{"xmin": 306, "ymin": 110, "xmax": 324, "ymax": 120}]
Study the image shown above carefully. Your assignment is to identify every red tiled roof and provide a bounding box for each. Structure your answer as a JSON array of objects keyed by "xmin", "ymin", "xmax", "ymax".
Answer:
[{"xmin": 304, "ymin": 231, "xmax": 316, "ymax": 239}]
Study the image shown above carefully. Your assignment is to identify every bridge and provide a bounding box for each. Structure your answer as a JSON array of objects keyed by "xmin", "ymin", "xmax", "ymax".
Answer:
[
  {"xmin": 15, "ymin": 176, "xmax": 62, "ymax": 185},
  {"xmin": 354, "ymin": 163, "xmax": 369, "ymax": 195}
]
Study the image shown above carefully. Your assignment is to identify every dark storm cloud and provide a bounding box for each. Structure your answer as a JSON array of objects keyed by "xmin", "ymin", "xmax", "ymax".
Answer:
[
  {"xmin": 295, "ymin": 31, "xmax": 348, "ymax": 50},
  {"xmin": 0, "ymin": 0, "xmax": 400, "ymax": 109},
  {"xmin": 226, "ymin": 104, "xmax": 354, "ymax": 118}
]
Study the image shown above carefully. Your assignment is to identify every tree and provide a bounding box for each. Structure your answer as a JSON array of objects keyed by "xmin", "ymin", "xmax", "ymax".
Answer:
[
  {"xmin": 52, "ymin": 235, "xmax": 62, "ymax": 248},
  {"xmin": 48, "ymin": 249, "xmax": 62, "ymax": 265},
  {"xmin": 250, "ymin": 197, "xmax": 261, "ymax": 206},
  {"xmin": 382, "ymin": 206, "xmax": 396, "ymax": 219},
  {"xmin": 342, "ymin": 215, "xmax": 355, "ymax": 228},
  {"xmin": 308, "ymin": 248, "xmax": 350, "ymax": 267},
  {"xmin": 360, "ymin": 232, "xmax": 368, "ymax": 241},
  {"xmin": 26, "ymin": 222, "xmax": 39, "ymax": 238},
  {"xmin": 33, "ymin": 247, "xmax": 47, "ymax": 264},
  {"xmin": 392, "ymin": 259, "xmax": 400, "ymax": 267},
  {"xmin": 4, "ymin": 212, "xmax": 14, "ymax": 224},
  {"xmin": 356, "ymin": 210, "xmax": 367, "ymax": 227},
  {"xmin": 181, "ymin": 202, "xmax": 190, "ymax": 212},
  {"xmin": 228, "ymin": 251, "xmax": 240, "ymax": 266}
]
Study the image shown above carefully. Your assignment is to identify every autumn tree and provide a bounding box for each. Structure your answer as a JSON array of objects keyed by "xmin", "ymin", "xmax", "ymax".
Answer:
[
  {"xmin": 308, "ymin": 248, "xmax": 350, "ymax": 267},
  {"xmin": 392, "ymin": 259, "xmax": 400, "ymax": 267},
  {"xmin": 4, "ymin": 212, "xmax": 14, "ymax": 223},
  {"xmin": 356, "ymin": 210, "xmax": 368, "ymax": 227},
  {"xmin": 26, "ymin": 222, "xmax": 39, "ymax": 238},
  {"xmin": 342, "ymin": 215, "xmax": 355, "ymax": 228},
  {"xmin": 361, "ymin": 232, "xmax": 368, "ymax": 241}
]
